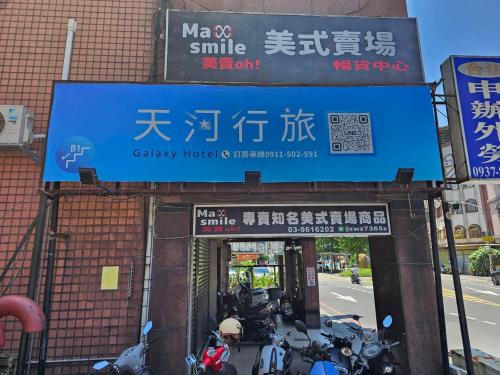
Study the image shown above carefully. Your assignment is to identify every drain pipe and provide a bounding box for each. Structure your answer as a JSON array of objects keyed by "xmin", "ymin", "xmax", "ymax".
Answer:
[
  {"xmin": 140, "ymin": 184, "xmax": 156, "ymax": 335},
  {"xmin": 62, "ymin": 19, "xmax": 77, "ymax": 80},
  {"xmin": 37, "ymin": 19, "xmax": 77, "ymax": 375}
]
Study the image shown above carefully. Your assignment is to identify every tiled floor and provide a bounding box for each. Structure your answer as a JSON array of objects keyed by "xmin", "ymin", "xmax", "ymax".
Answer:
[{"xmin": 228, "ymin": 343, "xmax": 260, "ymax": 375}]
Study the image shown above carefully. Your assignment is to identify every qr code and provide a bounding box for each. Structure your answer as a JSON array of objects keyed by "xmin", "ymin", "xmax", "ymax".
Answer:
[{"xmin": 328, "ymin": 112, "xmax": 374, "ymax": 154}]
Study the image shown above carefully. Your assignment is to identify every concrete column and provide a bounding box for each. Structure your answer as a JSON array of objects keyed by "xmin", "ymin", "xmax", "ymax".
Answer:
[
  {"xmin": 302, "ymin": 238, "xmax": 320, "ymax": 328},
  {"xmin": 148, "ymin": 206, "xmax": 191, "ymax": 374},
  {"xmin": 285, "ymin": 248, "xmax": 294, "ymax": 296},
  {"xmin": 369, "ymin": 199, "xmax": 443, "ymax": 374}
]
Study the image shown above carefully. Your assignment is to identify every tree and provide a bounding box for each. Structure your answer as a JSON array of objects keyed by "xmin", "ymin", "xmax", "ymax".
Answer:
[
  {"xmin": 469, "ymin": 246, "xmax": 500, "ymax": 276},
  {"xmin": 316, "ymin": 237, "xmax": 369, "ymax": 264},
  {"xmin": 258, "ymin": 254, "xmax": 269, "ymax": 264}
]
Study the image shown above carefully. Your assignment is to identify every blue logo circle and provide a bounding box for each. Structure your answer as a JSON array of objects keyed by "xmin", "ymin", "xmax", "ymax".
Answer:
[{"xmin": 55, "ymin": 137, "xmax": 95, "ymax": 173}]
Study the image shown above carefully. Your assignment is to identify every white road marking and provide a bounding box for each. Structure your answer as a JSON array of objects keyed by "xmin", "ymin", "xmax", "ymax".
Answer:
[
  {"xmin": 466, "ymin": 287, "xmax": 499, "ymax": 296},
  {"xmin": 331, "ymin": 291, "xmax": 358, "ymax": 303},
  {"xmin": 483, "ymin": 321, "xmax": 497, "ymax": 325},
  {"xmin": 448, "ymin": 312, "xmax": 478, "ymax": 321}
]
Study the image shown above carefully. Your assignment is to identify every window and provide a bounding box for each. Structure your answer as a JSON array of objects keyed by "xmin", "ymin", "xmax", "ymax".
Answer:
[
  {"xmin": 469, "ymin": 224, "xmax": 482, "ymax": 238},
  {"xmin": 465, "ymin": 199, "xmax": 478, "ymax": 213},
  {"xmin": 454, "ymin": 225, "xmax": 466, "ymax": 239},
  {"xmin": 444, "ymin": 154, "xmax": 454, "ymax": 167},
  {"xmin": 452, "ymin": 203, "xmax": 463, "ymax": 214}
]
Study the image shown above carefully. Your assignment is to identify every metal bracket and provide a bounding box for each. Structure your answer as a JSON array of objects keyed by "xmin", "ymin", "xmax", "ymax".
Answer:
[{"xmin": 17, "ymin": 145, "xmax": 41, "ymax": 165}]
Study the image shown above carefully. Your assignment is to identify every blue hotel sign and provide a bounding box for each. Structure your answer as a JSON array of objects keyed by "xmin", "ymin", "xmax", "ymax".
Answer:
[
  {"xmin": 43, "ymin": 83, "xmax": 442, "ymax": 183},
  {"xmin": 442, "ymin": 56, "xmax": 500, "ymax": 181}
]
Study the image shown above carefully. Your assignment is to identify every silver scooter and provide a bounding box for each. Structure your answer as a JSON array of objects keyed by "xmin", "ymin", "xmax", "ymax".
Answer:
[{"xmin": 93, "ymin": 321, "xmax": 155, "ymax": 374}]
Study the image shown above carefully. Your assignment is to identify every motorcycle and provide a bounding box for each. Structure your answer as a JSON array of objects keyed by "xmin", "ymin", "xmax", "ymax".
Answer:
[
  {"xmin": 252, "ymin": 318, "xmax": 289, "ymax": 375},
  {"xmin": 492, "ymin": 270, "xmax": 500, "ymax": 286},
  {"xmin": 351, "ymin": 315, "xmax": 399, "ymax": 375},
  {"xmin": 224, "ymin": 292, "xmax": 278, "ymax": 342},
  {"xmin": 93, "ymin": 321, "xmax": 155, "ymax": 375},
  {"xmin": 350, "ymin": 274, "xmax": 360, "ymax": 285},
  {"xmin": 320, "ymin": 324, "xmax": 352, "ymax": 375},
  {"xmin": 284, "ymin": 320, "xmax": 342, "ymax": 375},
  {"xmin": 185, "ymin": 330, "xmax": 238, "ymax": 375},
  {"xmin": 280, "ymin": 292, "xmax": 296, "ymax": 322}
]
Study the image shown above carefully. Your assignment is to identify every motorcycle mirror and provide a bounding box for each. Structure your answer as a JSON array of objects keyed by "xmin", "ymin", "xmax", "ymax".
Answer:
[
  {"xmin": 93, "ymin": 361, "xmax": 110, "ymax": 370},
  {"xmin": 324, "ymin": 319, "xmax": 333, "ymax": 328},
  {"xmin": 383, "ymin": 315, "xmax": 393, "ymax": 328},
  {"xmin": 352, "ymin": 315, "xmax": 360, "ymax": 321},
  {"xmin": 185, "ymin": 354, "xmax": 197, "ymax": 366},
  {"xmin": 294, "ymin": 320, "xmax": 308, "ymax": 336},
  {"xmin": 143, "ymin": 321, "xmax": 153, "ymax": 335}
]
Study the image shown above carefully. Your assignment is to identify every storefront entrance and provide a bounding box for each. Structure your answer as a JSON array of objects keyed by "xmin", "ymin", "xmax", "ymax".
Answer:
[{"xmin": 147, "ymin": 190, "xmax": 444, "ymax": 374}]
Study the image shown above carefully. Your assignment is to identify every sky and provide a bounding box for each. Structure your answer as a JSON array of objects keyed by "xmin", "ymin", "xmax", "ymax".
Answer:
[{"xmin": 406, "ymin": 0, "xmax": 500, "ymax": 82}]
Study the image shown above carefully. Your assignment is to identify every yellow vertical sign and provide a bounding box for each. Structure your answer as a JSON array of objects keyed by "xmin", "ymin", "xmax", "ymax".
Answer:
[{"xmin": 101, "ymin": 266, "xmax": 119, "ymax": 290}]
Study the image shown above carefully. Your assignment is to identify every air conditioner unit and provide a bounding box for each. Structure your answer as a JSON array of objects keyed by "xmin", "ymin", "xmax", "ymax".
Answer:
[{"xmin": 0, "ymin": 105, "xmax": 34, "ymax": 147}]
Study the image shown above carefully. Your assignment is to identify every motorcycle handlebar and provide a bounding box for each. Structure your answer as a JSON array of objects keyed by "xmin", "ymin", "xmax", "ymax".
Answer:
[
  {"xmin": 386, "ymin": 341, "xmax": 400, "ymax": 349},
  {"xmin": 320, "ymin": 333, "xmax": 332, "ymax": 339}
]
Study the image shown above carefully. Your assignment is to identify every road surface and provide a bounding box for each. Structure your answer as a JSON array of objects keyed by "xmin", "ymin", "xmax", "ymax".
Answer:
[{"xmin": 318, "ymin": 272, "xmax": 500, "ymax": 358}]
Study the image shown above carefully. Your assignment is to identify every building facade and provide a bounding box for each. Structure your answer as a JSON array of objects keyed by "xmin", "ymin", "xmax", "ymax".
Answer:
[
  {"xmin": 1, "ymin": 1, "xmax": 445, "ymax": 374},
  {"xmin": 436, "ymin": 126, "xmax": 499, "ymax": 273}
]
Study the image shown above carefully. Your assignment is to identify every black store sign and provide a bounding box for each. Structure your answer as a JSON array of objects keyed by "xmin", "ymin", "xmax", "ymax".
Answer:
[
  {"xmin": 194, "ymin": 204, "xmax": 391, "ymax": 238},
  {"xmin": 166, "ymin": 10, "xmax": 424, "ymax": 84}
]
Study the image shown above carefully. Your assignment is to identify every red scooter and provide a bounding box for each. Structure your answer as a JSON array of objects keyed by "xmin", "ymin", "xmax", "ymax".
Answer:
[{"xmin": 185, "ymin": 331, "xmax": 238, "ymax": 375}]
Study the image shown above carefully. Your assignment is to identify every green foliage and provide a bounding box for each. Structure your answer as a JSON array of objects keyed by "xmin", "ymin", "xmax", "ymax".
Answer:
[
  {"xmin": 340, "ymin": 268, "xmax": 372, "ymax": 277},
  {"xmin": 469, "ymin": 246, "xmax": 500, "ymax": 276},
  {"xmin": 238, "ymin": 260, "xmax": 256, "ymax": 266},
  {"xmin": 443, "ymin": 263, "xmax": 452, "ymax": 274},
  {"xmin": 258, "ymin": 254, "xmax": 269, "ymax": 264},
  {"xmin": 253, "ymin": 274, "xmax": 276, "ymax": 288},
  {"xmin": 316, "ymin": 237, "xmax": 369, "ymax": 256}
]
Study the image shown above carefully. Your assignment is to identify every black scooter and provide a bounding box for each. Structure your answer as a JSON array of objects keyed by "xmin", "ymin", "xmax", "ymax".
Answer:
[{"xmin": 351, "ymin": 273, "xmax": 360, "ymax": 284}]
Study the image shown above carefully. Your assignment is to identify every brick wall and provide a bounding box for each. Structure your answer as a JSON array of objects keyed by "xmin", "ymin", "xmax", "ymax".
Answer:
[{"xmin": 0, "ymin": 0, "xmax": 155, "ymax": 369}]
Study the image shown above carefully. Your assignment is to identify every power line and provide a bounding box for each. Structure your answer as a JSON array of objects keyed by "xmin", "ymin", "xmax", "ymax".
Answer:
[{"xmin": 345, "ymin": 0, "xmax": 375, "ymax": 15}]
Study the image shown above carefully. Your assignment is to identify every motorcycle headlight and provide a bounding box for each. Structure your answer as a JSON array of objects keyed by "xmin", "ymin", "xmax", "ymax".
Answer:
[
  {"xmin": 361, "ymin": 343, "xmax": 383, "ymax": 359},
  {"xmin": 382, "ymin": 364, "xmax": 394, "ymax": 373},
  {"xmin": 341, "ymin": 347, "xmax": 352, "ymax": 357}
]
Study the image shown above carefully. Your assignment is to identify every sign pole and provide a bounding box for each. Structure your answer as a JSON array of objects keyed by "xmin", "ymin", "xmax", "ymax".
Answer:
[
  {"xmin": 443, "ymin": 199, "xmax": 475, "ymax": 375},
  {"xmin": 428, "ymin": 195, "xmax": 450, "ymax": 374}
]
